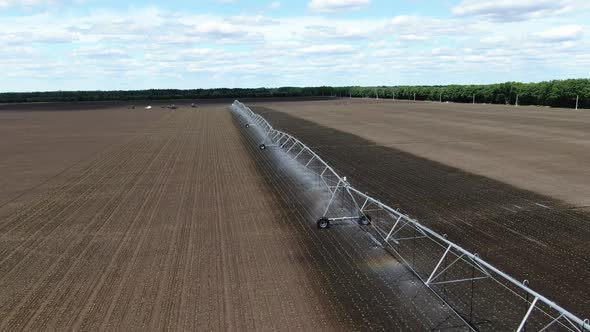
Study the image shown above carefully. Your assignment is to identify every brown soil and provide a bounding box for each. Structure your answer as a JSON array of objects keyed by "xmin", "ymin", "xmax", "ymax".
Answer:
[
  {"xmin": 251, "ymin": 104, "xmax": 590, "ymax": 321},
  {"xmin": 252, "ymin": 99, "xmax": 590, "ymax": 207},
  {"xmin": 234, "ymin": 114, "xmax": 468, "ymax": 330},
  {"xmin": 0, "ymin": 106, "xmax": 342, "ymax": 330},
  {"xmin": 0, "ymin": 97, "xmax": 332, "ymax": 112},
  {"xmin": 0, "ymin": 108, "xmax": 165, "ymax": 215},
  {"xmin": 4, "ymin": 98, "xmax": 585, "ymax": 330}
]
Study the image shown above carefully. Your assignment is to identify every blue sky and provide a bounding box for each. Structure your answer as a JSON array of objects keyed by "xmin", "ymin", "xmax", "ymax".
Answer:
[{"xmin": 0, "ymin": 0, "xmax": 589, "ymax": 91}]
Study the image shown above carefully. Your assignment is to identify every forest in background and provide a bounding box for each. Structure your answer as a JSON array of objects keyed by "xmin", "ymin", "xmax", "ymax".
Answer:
[{"xmin": 1, "ymin": 78, "xmax": 588, "ymax": 109}]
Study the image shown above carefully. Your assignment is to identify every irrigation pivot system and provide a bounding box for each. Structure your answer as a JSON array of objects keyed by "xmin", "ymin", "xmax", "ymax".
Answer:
[{"xmin": 231, "ymin": 100, "xmax": 589, "ymax": 331}]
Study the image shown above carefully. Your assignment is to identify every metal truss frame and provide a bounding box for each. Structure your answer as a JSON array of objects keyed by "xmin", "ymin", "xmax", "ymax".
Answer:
[{"xmin": 232, "ymin": 100, "xmax": 589, "ymax": 332}]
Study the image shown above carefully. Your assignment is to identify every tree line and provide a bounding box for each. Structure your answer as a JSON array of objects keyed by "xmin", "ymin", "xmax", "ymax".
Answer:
[
  {"xmin": 1, "ymin": 79, "xmax": 588, "ymax": 109},
  {"xmin": 348, "ymin": 79, "xmax": 589, "ymax": 109}
]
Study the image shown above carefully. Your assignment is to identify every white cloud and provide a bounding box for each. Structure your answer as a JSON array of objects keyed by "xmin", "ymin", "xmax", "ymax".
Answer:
[
  {"xmin": 299, "ymin": 44, "xmax": 355, "ymax": 55},
  {"xmin": 73, "ymin": 45, "xmax": 129, "ymax": 59},
  {"xmin": 0, "ymin": 0, "xmax": 85, "ymax": 9},
  {"xmin": 480, "ymin": 36, "xmax": 506, "ymax": 44},
  {"xmin": 387, "ymin": 15, "xmax": 474, "ymax": 37},
  {"xmin": 0, "ymin": 45, "xmax": 40, "ymax": 58},
  {"xmin": 0, "ymin": 3, "xmax": 589, "ymax": 91},
  {"xmin": 303, "ymin": 25, "xmax": 370, "ymax": 40},
  {"xmin": 195, "ymin": 21, "xmax": 241, "ymax": 36},
  {"xmin": 535, "ymin": 25, "xmax": 584, "ymax": 41},
  {"xmin": 308, "ymin": 0, "xmax": 371, "ymax": 13},
  {"xmin": 0, "ymin": 0, "xmax": 49, "ymax": 7},
  {"xmin": 229, "ymin": 14, "xmax": 277, "ymax": 25},
  {"xmin": 398, "ymin": 34, "xmax": 428, "ymax": 41},
  {"xmin": 188, "ymin": 21, "xmax": 263, "ymax": 43},
  {"xmin": 145, "ymin": 48, "xmax": 224, "ymax": 62},
  {"xmin": 0, "ymin": 30, "xmax": 79, "ymax": 44},
  {"xmin": 452, "ymin": 0, "xmax": 590, "ymax": 22}
]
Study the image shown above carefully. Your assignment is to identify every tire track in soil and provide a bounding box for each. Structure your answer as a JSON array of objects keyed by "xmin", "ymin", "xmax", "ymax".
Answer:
[
  {"xmin": 235, "ymin": 113, "xmax": 352, "ymax": 329},
  {"xmin": 197, "ymin": 110, "xmax": 239, "ymax": 330},
  {"xmin": 230, "ymin": 140, "xmax": 348, "ymax": 329},
  {"xmin": 120, "ymin": 112, "xmax": 194, "ymax": 330},
  {"xmin": 235, "ymin": 128, "xmax": 359, "ymax": 329},
  {"xmin": 252, "ymin": 105, "xmax": 590, "ymax": 322},
  {"xmin": 145, "ymin": 111, "xmax": 197, "ymax": 330},
  {"xmin": 134, "ymin": 113, "xmax": 199, "ymax": 326},
  {"xmin": 227, "ymin": 154, "xmax": 302, "ymax": 330},
  {"xmin": 220, "ymin": 119, "xmax": 293, "ymax": 330},
  {"xmin": 71, "ymin": 116, "xmax": 184, "ymax": 330},
  {"xmin": 177, "ymin": 114, "xmax": 210, "ymax": 331},
  {"xmin": 96, "ymin": 113, "xmax": 192, "ymax": 331},
  {"xmin": 235, "ymin": 160, "xmax": 342, "ymax": 329},
  {"xmin": 159, "ymin": 110, "xmax": 216, "ymax": 331},
  {"xmin": 180, "ymin": 109, "xmax": 344, "ymax": 331},
  {"xmin": 211, "ymin": 117, "xmax": 238, "ymax": 331}
]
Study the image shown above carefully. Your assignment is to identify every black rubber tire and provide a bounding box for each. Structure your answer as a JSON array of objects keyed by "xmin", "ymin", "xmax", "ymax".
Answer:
[
  {"xmin": 259, "ymin": 144, "xmax": 266, "ymax": 150},
  {"xmin": 317, "ymin": 217, "xmax": 330, "ymax": 229},
  {"xmin": 358, "ymin": 214, "xmax": 372, "ymax": 225}
]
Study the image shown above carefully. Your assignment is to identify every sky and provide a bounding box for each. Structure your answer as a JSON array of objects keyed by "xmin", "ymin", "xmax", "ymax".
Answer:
[{"xmin": 0, "ymin": 0, "xmax": 589, "ymax": 91}]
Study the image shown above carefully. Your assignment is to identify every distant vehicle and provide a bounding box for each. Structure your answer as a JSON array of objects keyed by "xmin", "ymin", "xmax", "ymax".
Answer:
[
  {"xmin": 190, "ymin": 103, "xmax": 197, "ymax": 108},
  {"xmin": 145, "ymin": 106, "xmax": 152, "ymax": 110},
  {"xmin": 167, "ymin": 104, "xmax": 177, "ymax": 109}
]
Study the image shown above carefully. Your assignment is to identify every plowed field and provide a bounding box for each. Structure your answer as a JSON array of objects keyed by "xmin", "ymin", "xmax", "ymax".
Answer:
[
  {"xmin": 253, "ymin": 99, "xmax": 590, "ymax": 206},
  {"xmin": 3, "ymin": 99, "xmax": 586, "ymax": 330},
  {"xmin": 251, "ymin": 101, "xmax": 590, "ymax": 320},
  {"xmin": 0, "ymin": 105, "xmax": 348, "ymax": 330}
]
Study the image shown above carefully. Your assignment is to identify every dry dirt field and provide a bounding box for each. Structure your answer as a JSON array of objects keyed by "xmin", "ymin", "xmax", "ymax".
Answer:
[
  {"xmin": 0, "ymin": 109, "xmax": 166, "ymax": 210},
  {"xmin": 0, "ymin": 101, "xmax": 468, "ymax": 330},
  {"xmin": 1, "ymin": 98, "xmax": 588, "ymax": 330},
  {"xmin": 254, "ymin": 99, "xmax": 590, "ymax": 207},
  {"xmin": 0, "ymin": 104, "xmax": 340, "ymax": 330},
  {"xmin": 250, "ymin": 99, "xmax": 590, "ymax": 320}
]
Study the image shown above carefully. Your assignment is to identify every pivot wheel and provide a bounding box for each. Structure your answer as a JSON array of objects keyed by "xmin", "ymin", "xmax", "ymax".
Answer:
[
  {"xmin": 358, "ymin": 214, "xmax": 372, "ymax": 225},
  {"xmin": 259, "ymin": 144, "xmax": 266, "ymax": 150},
  {"xmin": 245, "ymin": 124, "xmax": 250, "ymax": 128},
  {"xmin": 317, "ymin": 217, "xmax": 330, "ymax": 229}
]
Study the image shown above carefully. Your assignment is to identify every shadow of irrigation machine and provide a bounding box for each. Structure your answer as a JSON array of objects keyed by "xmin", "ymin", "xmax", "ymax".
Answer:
[{"xmin": 231, "ymin": 100, "xmax": 589, "ymax": 332}]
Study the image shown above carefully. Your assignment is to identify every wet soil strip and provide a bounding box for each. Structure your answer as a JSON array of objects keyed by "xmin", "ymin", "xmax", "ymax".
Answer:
[
  {"xmin": 232, "ymin": 110, "xmax": 468, "ymax": 330},
  {"xmin": 250, "ymin": 106, "xmax": 590, "ymax": 323}
]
